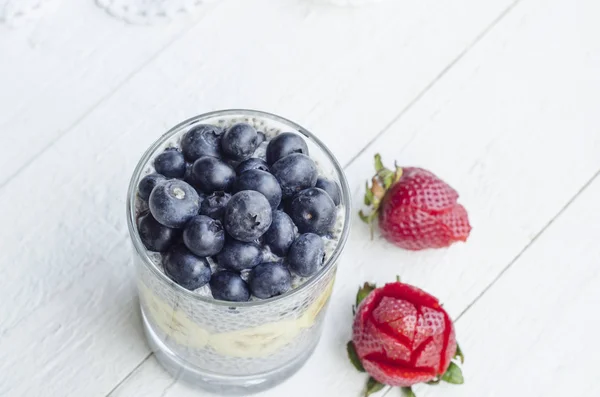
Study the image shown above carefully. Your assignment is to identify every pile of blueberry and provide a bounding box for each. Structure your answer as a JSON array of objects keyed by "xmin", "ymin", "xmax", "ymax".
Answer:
[{"xmin": 136, "ymin": 122, "xmax": 342, "ymax": 302}]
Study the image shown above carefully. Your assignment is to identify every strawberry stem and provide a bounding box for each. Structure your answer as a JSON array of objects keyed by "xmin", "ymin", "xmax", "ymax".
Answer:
[
  {"xmin": 454, "ymin": 343, "xmax": 464, "ymax": 364},
  {"xmin": 359, "ymin": 154, "xmax": 403, "ymax": 240},
  {"xmin": 374, "ymin": 154, "xmax": 385, "ymax": 172}
]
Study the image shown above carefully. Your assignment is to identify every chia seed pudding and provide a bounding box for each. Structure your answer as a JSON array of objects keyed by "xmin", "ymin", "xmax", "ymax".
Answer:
[{"xmin": 126, "ymin": 110, "xmax": 350, "ymax": 394}]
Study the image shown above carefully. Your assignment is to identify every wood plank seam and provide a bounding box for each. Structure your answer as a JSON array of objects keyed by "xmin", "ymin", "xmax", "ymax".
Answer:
[
  {"xmin": 453, "ymin": 167, "xmax": 600, "ymax": 323},
  {"xmin": 343, "ymin": 0, "xmax": 522, "ymax": 170},
  {"xmin": 99, "ymin": 3, "xmax": 528, "ymax": 393},
  {"xmin": 0, "ymin": 7, "xmax": 215, "ymax": 192},
  {"xmin": 379, "ymin": 166, "xmax": 600, "ymax": 397},
  {"xmin": 105, "ymin": 352, "xmax": 153, "ymax": 397}
]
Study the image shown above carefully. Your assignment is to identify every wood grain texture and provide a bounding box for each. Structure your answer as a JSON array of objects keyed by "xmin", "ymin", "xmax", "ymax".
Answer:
[
  {"xmin": 0, "ymin": 0, "xmax": 513, "ymax": 188},
  {"xmin": 415, "ymin": 172, "xmax": 600, "ymax": 397},
  {"xmin": 0, "ymin": 0, "xmax": 203, "ymax": 186},
  {"xmin": 108, "ymin": 0, "xmax": 600, "ymax": 395},
  {"xmin": 1, "ymin": 0, "xmax": 598, "ymax": 396},
  {"xmin": 0, "ymin": 0, "xmax": 515, "ymax": 395}
]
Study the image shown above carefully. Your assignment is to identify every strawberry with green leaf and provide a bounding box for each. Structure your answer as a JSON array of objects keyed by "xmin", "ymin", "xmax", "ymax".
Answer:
[
  {"xmin": 347, "ymin": 280, "xmax": 465, "ymax": 396},
  {"xmin": 360, "ymin": 154, "xmax": 471, "ymax": 250}
]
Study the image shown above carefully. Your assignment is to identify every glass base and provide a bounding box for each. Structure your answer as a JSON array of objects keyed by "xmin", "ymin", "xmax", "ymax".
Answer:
[{"xmin": 141, "ymin": 309, "xmax": 318, "ymax": 395}]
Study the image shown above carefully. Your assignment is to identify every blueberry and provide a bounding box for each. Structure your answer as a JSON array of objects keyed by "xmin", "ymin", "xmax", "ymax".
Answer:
[
  {"xmin": 263, "ymin": 211, "xmax": 296, "ymax": 256},
  {"xmin": 266, "ymin": 132, "xmax": 309, "ymax": 165},
  {"xmin": 249, "ymin": 262, "xmax": 292, "ymax": 299},
  {"xmin": 271, "ymin": 153, "xmax": 318, "ymax": 198},
  {"xmin": 149, "ymin": 179, "xmax": 201, "ymax": 228},
  {"xmin": 290, "ymin": 187, "xmax": 336, "ymax": 235},
  {"xmin": 138, "ymin": 212, "xmax": 179, "ymax": 252},
  {"xmin": 210, "ymin": 271, "xmax": 251, "ymax": 302},
  {"xmin": 287, "ymin": 233, "xmax": 325, "ymax": 277},
  {"xmin": 200, "ymin": 191, "xmax": 231, "ymax": 220},
  {"xmin": 191, "ymin": 156, "xmax": 236, "ymax": 193},
  {"xmin": 180, "ymin": 124, "xmax": 223, "ymax": 162},
  {"xmin": 138, "ymin": 173, "xmax": 166, "ymax": 202},
  {"xmin": 154, "ymin": 148, "xmax": 186, "ymax": 178},
  {"xmin": 216, "ymin": 239, "xmax": 263, "ymax": 271},
  {"xmin": 183, "ymin": 215, "xmax": 225, "ymax": 257},
  {"xmin": 221, "ymin": 123, "xmax": 258, "ymax": 161},
  {"xmin": 183, "ymin": 162, "xmax": 197, "ymax": 184},
  {"xmin": 224, "ymin": 191, "xmax": 272, "ymax": 242},
  {"xmin": 256, "ymin": 131, "xmax": 267, "ymax": 145},
  {"xmin": 234, "ymin": 169, "xmax": 282, "ymax": 208},
  {"xmin": 316, "ymin": 177, "xmax": 341, "ymax": 206},
  {"xmin": 236, "ymin": 158, "xmax": 270, "ymax": 174},
  {"xmin": 163, "ymin": 244, "xmax": 211, "ymax": 290}
]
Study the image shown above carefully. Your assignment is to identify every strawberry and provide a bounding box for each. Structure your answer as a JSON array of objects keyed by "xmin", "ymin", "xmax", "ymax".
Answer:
[
  {"xmin": 347, "ymin": 281, "xmax": 465, "ymax": 396},
  {"xmin": 359, "ymin": 154, "xmax": 471, "ymax": 250}
]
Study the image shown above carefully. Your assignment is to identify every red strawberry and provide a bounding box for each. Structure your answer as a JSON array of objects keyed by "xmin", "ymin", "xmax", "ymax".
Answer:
[
  {"xmin": 360, "ymin": 154, "xmax": 471, "ymax": 250},
  {"xmin": 347, "ymin": 281, "xmax": 465, "ymax": 396}
]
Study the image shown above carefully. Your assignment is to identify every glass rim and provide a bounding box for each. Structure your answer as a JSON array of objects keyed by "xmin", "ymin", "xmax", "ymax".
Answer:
[{"xmin": 126, "ymin": 109, "xmax": 352, "ymax": 308}]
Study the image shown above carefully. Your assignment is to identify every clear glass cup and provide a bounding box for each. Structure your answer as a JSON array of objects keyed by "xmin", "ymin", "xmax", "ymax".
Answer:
[{"xmin": 126, "ymin": 110, "xmax": 351, "ymax": 395}]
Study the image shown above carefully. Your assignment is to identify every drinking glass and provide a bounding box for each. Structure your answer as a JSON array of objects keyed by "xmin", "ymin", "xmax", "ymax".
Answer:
[{"xmin": 126, "ymin": 109, "xmax": 351, "ymax": 394}]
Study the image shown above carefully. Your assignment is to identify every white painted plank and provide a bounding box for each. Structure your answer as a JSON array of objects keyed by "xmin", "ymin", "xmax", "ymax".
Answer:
[
  {"xmin": 416, "ymin": 173, "xmax": 600, "ymax": 397},
  {"xmin": 0, "ymin": 1, "xmax": 518, "ymax": 396},
  {"xmin": 108, "ymin": 0, "xmax": 600, "ymax": 395},
  {"xmin": 0, "ymin": 0, "xmax": 514, "ymax": 188},
  {"xmin": 0, "ymin": 0, "xmax": 204, "ymax": 185}
]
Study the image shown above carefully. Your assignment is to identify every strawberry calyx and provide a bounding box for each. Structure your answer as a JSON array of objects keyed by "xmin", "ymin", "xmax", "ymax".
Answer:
[
  {"xmin": 359, "ymin": 154, "xmax": 403, "ymax": 237},
  {"xmin": 348, "ymin": 280, "xmax": 465, "ymax": 397},
  {"xmin": 353, "ymin": 282, "xmax": 377, "ymax": 315}
]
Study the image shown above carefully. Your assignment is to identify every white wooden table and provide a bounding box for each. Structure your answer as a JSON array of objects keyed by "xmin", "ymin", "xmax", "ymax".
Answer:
[{"xmin": 1, "ymin": 0, "xmax": 599, "ymax": 396}]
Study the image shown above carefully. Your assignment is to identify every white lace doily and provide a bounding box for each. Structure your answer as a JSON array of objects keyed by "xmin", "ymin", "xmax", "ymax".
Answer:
[
  {"xmin": 0, "ymin": 0, "xmax": 52, "ymax": 24},
  {"xmin": 95, "ymin": 0, "xmax": 218, "ymax": 25},
  {"xmin": 312, "ymin": 0, "xmax": 386, "ymax": 5}
]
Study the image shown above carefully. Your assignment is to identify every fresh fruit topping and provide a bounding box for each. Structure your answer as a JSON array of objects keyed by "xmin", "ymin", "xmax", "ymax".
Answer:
[
  {"xmin": 271, "ymin": 153, "xmax": 318, "ymax": 198},
  {"xmin": 191, "ymin": 156, "xmax": 236, "ymax": 194},
  {"xmin": 183, "ymin": 215, "xmax": 225, "ymax": 257},
  {"xmin": 154, "ymin": 147, "xmax": 186, "ymax": 178},
  {"xmin": 349, "ymin": 280, "xmax": 464, "ymax": 396},
  {"xmin": 163, "ymin": 244, "xmax": 212, "ymax": 290},
  {"xmin": 180, "ymin": 124, "xmax": 223, "ymax": 161},
  {"xmin": 263, "ymin": 210, "xmax": 296, "ymax": 256},
  {"xmin": 266, "ymin": 132, "xmax": 309, "ymax": 165},
  {"xmin": 149, "ymin": 179, "xmax": 200, "ymax": 228},
  {"xmin": 290, "ymin": 187, "xmax": 336, "ymax": 235},
  {"xmin": 248, "ymin": 262, "xmax": 292, "ymax": 299},
  {"xmin": 360, "ymin": 154, "xmax": 471, "ymax": 250},
  {"xmin": 316, "ymin": 177, "xmax": 342, "ymax": 206},
  {"xmin": 221, "ymin": 123, "xmax": 259, "ymax": 161},
  {"xmin": 137, "ymin": 212, "xmax": 179, "ymax": 252},
  {"xmin": 137, "ymin": 125, "xmax": 342, "ymax": 300},
  {"xmin": 138, "ymin": 173, "xmax": 166, "ymax": 202},
  {"xmin": 236, "ymin": 157, "xmax": 270, "ymax": 174},
  {"xmin": 224, "ymin": 190, "xmax": 272, "ymax": 242},
  {"xmin": 210, "ymin": 270, "xmax": 251, "ymax": 302},
  {"xmin": 234, "ymin": 169, "xmax": 282, "ymax": 209},
  {"xmin": 216, "ymin": 239, "xmax": 263, "ymax": 271},
  {"xmin": 287, "ymin": 233, "xmax": 325, "ymax": 277},
  {"xmin": 199, "ymin": 191, "xmax": 231, "ymax": 220}
]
